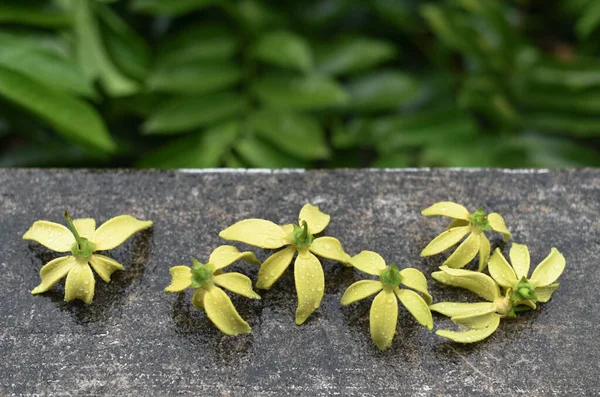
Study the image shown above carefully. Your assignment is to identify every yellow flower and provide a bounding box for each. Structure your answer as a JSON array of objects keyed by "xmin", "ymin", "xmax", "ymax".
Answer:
[
  {"xmin": 23, "ymin": 211, "xmax": 153, "ymax": 304},
  {"xmin": 164, "ymin": 245, "xmax": 261, "ymax": 336},
  {"xmin": 341, "ymin": 251, "xmax": 433, "ymax": 350},
  {"xmin": 219, "ymin": 203, "xmax": 351, "ymax": 325},
  {"xmin": 420, "ymin": 201, "xmax": 512, "ymax": 271}
]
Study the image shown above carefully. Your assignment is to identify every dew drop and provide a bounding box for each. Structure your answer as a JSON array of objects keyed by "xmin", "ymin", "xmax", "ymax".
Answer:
[
  {"xmin": 317, "ymin": 287, "xmax": 323, "ymax": 292},
  {"xmin": 83, "ymin": 280, "xmax": 89, "ymax": 285},
  {"xmin": 387, "ymin": 298, "xmax": 394, "ymax": 303},
  {"xmin": 311, "ymin": 288, "xmax": 315, "ymax": 292},
  {"xmin": 313, "ymin": 302, "xmax": 319, "ymax": 308},
  {"xmin": 265, "ymin": 238, "xmax": 278, "ymax": 246},
  {"xmin": 323, "ymin": 243, "xmax": 331, "ymax": 250},
  {"xmin": 270, "ymin": 270, "xmax": 276, "ymax": 276},
  {"xmin": 84, "ymin": 289, "xmax": 90, "ymax": 294}
]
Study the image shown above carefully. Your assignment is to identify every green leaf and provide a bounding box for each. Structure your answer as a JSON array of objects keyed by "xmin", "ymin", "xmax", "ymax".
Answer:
[
  {"xmin": 331, "ymin": 118, "xmax": 372, "ymax": 149},
  {"xmin": 254, "ymin": 31, "xmax": 313, "ymax": 72},
  {"xmin": 316, "ymin": 36, "xmax": 397, "ymax": 76},
  {"xmin": 346, "ymin": 70, "xmax": 421, "ymax": 111},
  {"xmin": 148, "ymin": 61, "xmax": 242, "ymax": 94},
  {"xmin": 370, "ymin": 0, "xmax": 421, "ymax": 32},
  {"xmin": 235, "ymin": 136, "xmax": 309, "ymax": 168},
  {"xmin": 131, "ymin": 0, "xmax": 219, "ymax": 16},
  {"xmin": 138, "ymin": 121, "xmax": 239, "ymax": 168},
  {"xmin": 515, "ymin": 84, "xmax": 600, "ymax": 114},
  {"xmin": 420, "ymin": 136, "xmax": 525, "ymax": 167},
  {"xmin": 143, "ymin": 92, "xmax": 244, "ymax": 134},
  {"xmin": 520, "ymin": 134, "xmax": 600, "ymax": 167},
  {"xmin": 372, "ymin": 153, "xmax": 410, "ymax": 168},
  {"xmin": 0, "ymin": 2, "xmax": 71, "ymax": 28},
  {"xmin": 0, "ymin": 65, "xmax": 115, "ymax": 151},
  {"xmin": 254, "ymin": 74, "xmax": 348, "ymax": 110},
  {"xmin": 527, "ymin": 60, "xmax": 600, "ymax": 90},
  {"xmin": 250, "ymin": 109, "xmax": 329, "ymax": 160},
  {"xmin": 521, "ymin": 112, "xmax": 600, "ymax": 137},
  {"xmin": 421, "ymin": 4, "xmax": 479, "ymax": 55},
  {"xmin": 576, "ymin": 0, "xmax": 600, "ymax": 38}
]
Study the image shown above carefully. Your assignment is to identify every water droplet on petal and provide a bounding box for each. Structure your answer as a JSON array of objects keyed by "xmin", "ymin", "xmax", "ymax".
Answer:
[
  {"xmin": 84, "ymin": 289, "xmax": 90, "ymax": 294},
  {"xmin": 324, "ymin": 243, "xmax": 331, "ymax": 250},
  {"xmin": 317, "ymin": 287, "xmax": 323, "ymax": 292},
  {"xmin": 83, "ymin": 280, "xmax": 89, "ymax": 285}
]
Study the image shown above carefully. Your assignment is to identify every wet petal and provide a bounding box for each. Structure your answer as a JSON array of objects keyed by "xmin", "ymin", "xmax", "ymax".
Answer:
[
  {"xmin": 89, "ymin": 254, "xmax": 124, "ymax": 283},
  {"xmin": 31, "ymin": 256, "xmax": 77, "ymax": 294},
  {"xmin": 214, "ymin": 272, "xmax": 261, "ymax": 299},
  {"xmin": 436, "ymin": 314, "xmax": 501, "ymax": 343},
  {"xmin": 203, "ymin": 285, "xmax": 251, "ymax": 335},
  {"xmin": 64, "ymin": 262, "xmax": 95, "ymax": 304},
  {"xmin": 340, "ymin": 280, "xmax": 383, "ymax": 305},
  {"xmin": 256, "ymin": 246, "xmax": 296, "ymax": 289},
  {"xmin": 530, "ymin": 248, "xmax": 566, "ymax": 287},
  {"xmin": 294, "ymin": 250, "xmax": 325, "ymax": 325},
  {"xmin": 299, "ymin": 204, "xmax": 331, "ymax": 235},
  {"xmin": 509, "ymin": 243, "xmax": 531, "ymax": 280},
  {"xmin": 370, "ymin": 290, "xmax": 398, "ymax": 350},
  {"xmin": 420, "ymin": 226, "xmax": 470, "ymax": 257},
  {"xmin": 447, "ymin": 218, "xmax": 470, "ymax": 229},
  {"xmin": 478, "ymin": 234, "xmax": 491, "ymax": 272},
  {"xmin": 350, "ymin": 250, "xmax": 386, "ymax": 276},
  {"xmin": 208, "ymin": 245, "xmax": 261, "ymax": 270},
  {"xmin": 535, "ymin": 283, "xmax": 559, "ymax": 303},
  {"xmin": 191, "ymin": 288, "xmax": 206, "ymax": 309},
  {"xmin": 309, "ymin": 236, "xmax": 351, "ymax": 264},
  {"xmin": 395, "ymin": 288, "xmax": 433, "ymax": 330},
  {"xmin": 430, "ymin": 301, "xmax": 497, "ymax": 318},
  {"xmin": 443, "ymin": 232, "xmax": 480, "ymax": 268},
  {"xmin": 421, "ymin": 202, "xmax": 470, "ymax": 220},
  {"xmin": 399, "ymin": 268, "xmax": 432, "ymax": 304},
  {"xmin": 23, "ymin": 221, "xmax": 75, "ymax": 252},
  {"xmin": 73, "ymin": 218, "xmax": 96, "ymax": 240},
  {"xmin": 219, "ymin": 219, "xmax": 289, "ymax": 249},
  {"xmin": 488, "ymin": 248, "xmax": 517, "ymax": 288},
  {"xmin": 164, "ymin": 266, "xmax": 192, "ymax": 292},
  {"xmin": 432, "ymin": 266, "xmax": 500, "ymax": 302},
  {"xmin": 452, "ymin": 309, "xmax": 498, "ymax": 329},
  {"xmin": 488, "ymin": 212, "xmax": 512, "ymax": 242},
  {"xmin": 282, "ymin": 223, "xmax": 295, "ymax": 235},
  {"xmin": 92, "ymin": 215, "xmax": 153, "ymax": 251}
]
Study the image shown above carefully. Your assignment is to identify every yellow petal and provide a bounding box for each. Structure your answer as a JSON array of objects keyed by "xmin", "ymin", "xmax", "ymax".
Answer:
[
  {"xmin": 350, "ymin": 250, "xmax": 386, "ymax": 276},
  {"xmin": 89, "ymin": 254, "xmax": 124, "ymax": 283},
  {"xmin": 443, "ymin": 232, "xmax": 480, "ymax": 268},
  {"xmin": 488, "ymin": 248, "xmax": 517, "ymax": 288},
  {"xmin": 436, "ymin": 314, "xmax": 501, "ymax": 343},
  {"xmin": 294, "ymin": 250, "xmax": 324, "ymax": 325},
  {"xmin": 535, "ymin": 283, "xmax": 559, "ymax": 303},
  {"xmin": 432, "ymin": 266, "xmax": 500, "ymax": 302},
  {"xmin": 420, "ymin": 226, "xmax": 470, "ymax": 257},
  {"xmin": 395, "ymin": 288, "xmax": 433, "ymax": 330},
  {"xmin": 31, "ymin": 256, "xmax": 77, "ymax": 294},
  {"xmin": 452, "ymin": 309, "xmax": 498, "ymax": 329},
  {"xmin": 340, "ymin": 280, "xmax": 383, "ymax": 305},
  {"xmin": 421, "ymin": 201, "xmax": 470, "ymax": 220},
  {"xmin": 429, "ymin": 301, "xmax": 497, "ymax": 317},
  {"xmin": 219, "ymin": 219, "xmax": 289, "ymax": 249},
  {"xmin": 309, "ymin": 236, "xmax": 351, "ymax": 264},
  {"xmin": 192, "ymin": 288, "xmax": 206, "ymax": 309},
  {"xmin": 399, "ymin": 268, "xmax": 432, "ymax": 305},
  {"xmin": 298, "ymin": 203, "xmax": 331, "ymax": 235},
  {"xmin": 92, "ymin": 215, "xmax": 153, "ymax": 251},
  {"xmin": 73, "ymin": 218, "xmax": 96, "ymax": 239},
  {"xmin": 447, "ymin": 218, "xmax": 470, "ymax": 229},
  {"xmin": 164, "ymin": 266, "xmax": 192, "ymax": 292},
  {"xmin": 370, "ymin": 290, "xmax": 398, "ymax": 350},
  {"xmin": 23, "ymin": 221, "xmax": 75, "ymax": 252},
  {"xmin": 203, "ymin": 285, "xmax": 251, "ymax": 335},
  {"xmin": 478, "ymin": 234, "xmax": 491, "ymax": 272},
  {"xmin": 214, "ymin": 272, "xmax": 261, "ymax": 299},
  {"xmin": 530, "ymin": 248, "xmax": 566, "ymax": 287},
  {"xmin": 64, "ymin": 262, "xmax": 95, "ymax": 304},
  {"xmin": 488, "ymin": 212, "xmax": 511, "ymax": 242},
  {"xmin": 509, "ymin": 243, "xmax": 530, "ymax": 280},
  {"xmin": 208, "ymin": 245, "xmax": 261, "ymax": 270},
  {"xmin": 282, "ymin": 223, "xmax": 295, "ymax": 235},
  {"xmin": 256, "ymin": 246, "xmax": 296, "ymax": 289}
]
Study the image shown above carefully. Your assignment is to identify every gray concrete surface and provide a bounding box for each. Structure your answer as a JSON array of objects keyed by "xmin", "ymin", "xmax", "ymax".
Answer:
[{"xmin": 0, "ymin": 168, "xmax": 598, "ymax": 396}]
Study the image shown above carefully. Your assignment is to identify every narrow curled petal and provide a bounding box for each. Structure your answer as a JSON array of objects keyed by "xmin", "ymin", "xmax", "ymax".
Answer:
[
  {"xmin": 509, "ymin": 243, "xmax": 530, "ymax": 280},
  {"xmin": 64, "ymin": 262, "xmax": 95, "ymax": 304},
  {"xmin": 399, "ymin": 268, "xmax": 432, "ymax": 305},
  {"xmin": 92, "ymin": 215, "xmax": 153, "ymax": 251},
  {"xmin": 436, "ymin": 314, "xmax": 501, "ymax": 343},
  {"xmin": 488, "ymin": 249, "xmax": 517, "ymax": 288},
  {"xmin": 452, "ymin": 309, "xmax": 498, "ymax": 329},
  {"xmin": 214, "ymin": 272, "xmax": 261, "ymax": 299},
  {"xmin": 164, "ymin": 266, "xmax": 192, "ymax": 292},
  {"xmin": 309, "ymin": 237, "xmax": 351, "ymax": 264},
  {"xmin": 530, "ymin": 248, "xmax": 566, "ymax": 287},
  {"xmin": 420, "ymin": 226, "xmax": 470, "ymax": 257},
  {"xmin": 294, "ymin": 250, "xmax": 325, "ymax": 325},
  {"xmin": 478, "ymin": 234, "xmax": 491, "ymax": 272},
  {"xmin": 535, "ymin": 283, "xmax": 559, "ymax": 303},
  {"xmin": 395, "ymin": 288, "xmax": 433, "ymax": 330},
  {"xmin": 432, "ymin": 266, "xmax": 500, "ymax": 302},
  {"xmin": 23, "ymin": 221, "xmax": 75, "ymax": 252},
  {"xmin": 299, "ymin": 204, "xmax": 331, "ymax": 235},
  {"xmin": 89, "ymin": 254, "xmax": 124, "ymax": 283},
  {"xmin": 448, "ymin": 218, "xmax": 470, "ymax": 229},
  {"xmin": 31, "ymin": 256, "xmax": 77, "ymax": 294},
  {"xmin": 421, "ymin": 202, "xmax": 470, "ymax": 220},
  {"xmin": 219, "ymin": 219, "xmax": 289, "ymax": 249},
  {"xmin": 203, "ymin": 285, "xmax": 251, "ymax": 335},
  {"xmin": 256, "ymin": 246, "xmax": 296, "ymax": 289},
  {"xmin": 430, "ymin": 301, "xmax": 497, "ymax": 318},
  {"xmin": 192, "ymin": 288, "xmax": 206, "ymax": 309},
  {"xmin": 340, "ymin": 280, "xmax": 383, "ymax": 305},
  {"xmin": 350, "ymin": 251, "xmax": 386, "ymax": 276},
  {"xmin": 73, "ymin": 218, "xmax": 96, "ymax": 240},
  {"xmin": 208, "ymin": 245, "xmax": 261, "ymax": 270},
  {"xmin": 488, "ymin": 213, "xmax": 512, "ymax": 242},
  {"xmin": 443, "ymin": 232, "xmax": 480, "ymax": 268},
  {"xmin": 370, "ymin": 290, "xmax": 398, "ymax": 350}
]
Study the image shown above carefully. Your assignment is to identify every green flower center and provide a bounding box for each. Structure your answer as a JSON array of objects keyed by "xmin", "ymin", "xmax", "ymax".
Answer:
[
  {"xmin": 64, "ymin": 210, "xmax": 95, "ymax": 259},
  {"xmin": 292, "ymin": 220, "xmax": 314, "ymax": 248},
  {"xmin": 511, "ymin": 278, "xmax": 537, "ymax": 302},
  {"xmin": 191, "ymin": 259, "xmax": 213, "ymax": 288},
  {"xmin": 380, "ymin": 264, "xmax": 402, "ymax": 287},
  {"xmin": 470, "ymin": 207, "xmax": 492, "ymax": 230}
]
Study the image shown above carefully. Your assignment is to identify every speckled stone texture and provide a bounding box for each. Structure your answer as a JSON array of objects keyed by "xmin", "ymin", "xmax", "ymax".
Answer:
[{"xmin": 0, "ymin": 169, "xmax": 598, "ymax": 396}]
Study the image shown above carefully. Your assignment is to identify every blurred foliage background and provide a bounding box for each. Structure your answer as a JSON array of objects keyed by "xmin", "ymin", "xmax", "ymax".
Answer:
[{"xmin": 1, "ymin": 0, "xmax": 600, "ymax": 168}]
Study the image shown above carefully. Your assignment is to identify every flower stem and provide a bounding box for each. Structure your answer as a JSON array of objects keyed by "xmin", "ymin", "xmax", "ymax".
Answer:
[{"xmin": 64, "ymin": 210, "xmax": 82, "ymax": 249}]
